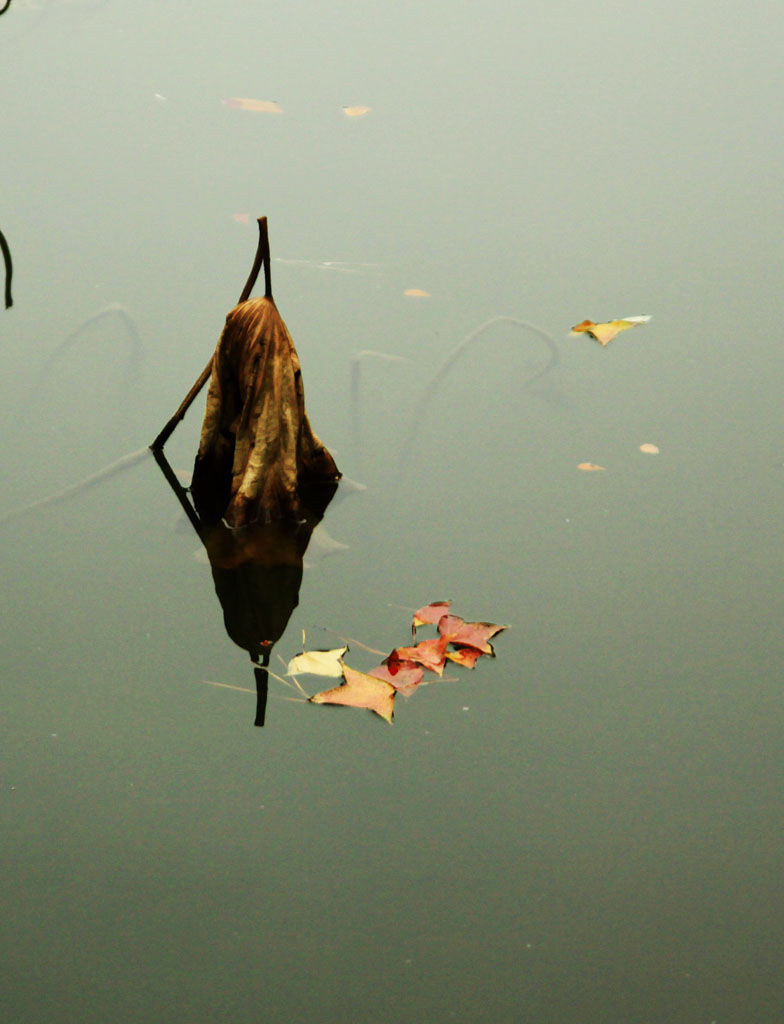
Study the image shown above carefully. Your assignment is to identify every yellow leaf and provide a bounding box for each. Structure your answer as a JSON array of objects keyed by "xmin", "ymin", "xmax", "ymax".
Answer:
[
  {"xmin": 571, "ymin": 315, "xmax": 651, "ymax": 346},
  {"xmin": 577, "ymin": 462, "xmax": 605, "ymax": 471},
  {"xmin": 404, "ymin": 288, "xmax": 430, "ymax": 297},
  {"xmin": 287, "ymin": 647, "xmax": 348, "ymax": 677},
  {"xmin": 639, "ymin": 443, "xmax": 660, "ymax": 454},
  {"xmin": 343, "ymin": 106, "xmax": 372, "ymax": 117},
  {"xmin": 223, "ymin": 97, "xmax": 282, "ymax": 114},
  {"xmin": 309, "ymin": 665, "xmax": 395, "ymax": 723}
]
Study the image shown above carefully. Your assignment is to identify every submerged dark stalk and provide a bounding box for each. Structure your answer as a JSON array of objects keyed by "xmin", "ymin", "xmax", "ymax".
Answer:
[
  {"xmin": 150, "ymin": 447, "xmax": 202, "ymax": 534},
  {"xmin": 350, "ymin": 350, "xmax": 411, "ymax": 472},
  {"xmin": 17, "ymin": 303, "xmax": 143, "ymax": 422},
  {"xmin": 0, "ymin": 446, "xmax": 150, "ymax": 525},
  {"xmin": 0, "ymin": 228, "xmax": 13, "ymax": 308}
]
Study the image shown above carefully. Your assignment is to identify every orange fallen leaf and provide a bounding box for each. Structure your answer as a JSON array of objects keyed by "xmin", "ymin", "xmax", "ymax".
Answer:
[
  {"xmin": 343, "ymin": 106, "xmax": 372, "ymax": 117},
  {"xmin": 223, "ymin": 97, "xmax": 282, "ymax": 114},
  {"xmin": 577, "ymin": 462, "xmax": 605, "ymax": 471},
  {"xmin": 639, "ymin": 443, "xmax": 660, "ymax": 454},
  {"xmin": 413, "ymin": 600, "xmax": 452, "ymax": 629},
  {"xmin": 404, "ymin": 288, "xmax": 430, "ymax": 297},
  {"xmin": 308, "ymin": 664, "xmax": 395, "ymax": 723},
  {"xmin": 571, "ymin": 315, "xmax": 650, "ymax": 346},
  {"xmin": 437, "ymin": 614, "xmax": 507, "ymax": 656}
]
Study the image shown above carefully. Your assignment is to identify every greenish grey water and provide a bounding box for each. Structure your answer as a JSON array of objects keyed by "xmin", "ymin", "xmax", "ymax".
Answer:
[{"xmin": 2, "ymin": 2, "xmax": 783, "ymax": 1021}]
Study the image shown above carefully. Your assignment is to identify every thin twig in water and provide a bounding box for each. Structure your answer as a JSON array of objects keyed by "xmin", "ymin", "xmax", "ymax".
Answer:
[
  {"xmin": 387, "ymin": 602, "xmax": 418, "ymax": 614},
  {"xmin": 200, "ymin": 679, "xmax": 304, "ymax": 702},
  {"xmin": 201, "ymin": 680, "xmax": 256, "ymax": 694},
  {"xmin": 320, "ymin": 629, "xmax": 387, "ymax": 657},
  {"xmin": 273, "ymin": 258, "xmax": 381, "ymax": 274},
  {"xmin": 267, "ymin": 666, "xmax": 309, "ymax": 698}
]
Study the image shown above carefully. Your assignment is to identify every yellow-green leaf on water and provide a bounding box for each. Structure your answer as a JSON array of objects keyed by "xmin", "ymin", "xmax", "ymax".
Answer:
[
  {"xmin": 571, "ymin": 315, "xmax": 651, "ymax": 346},
  {"xmin": 287, "ymin": 647, "xmax": 348, "ymax": 677}
]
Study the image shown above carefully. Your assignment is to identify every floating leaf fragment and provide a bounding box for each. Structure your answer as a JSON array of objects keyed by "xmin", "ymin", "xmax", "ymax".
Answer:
[
  {"xmin": 223, "ymin": 97, "xmax": 282, "ymax": 114},
  {"xmin": 445, "ymin": 646, "xmax": 484, "ymax": 669},
  {"xmin": 404, "ymin": 288, "xmax": 430, "ymax": 297},
  {"xmin": 287, "ymin": 646, "xmax": 347, "ymax": 677},
  {"xmin": 571, "ymin": 315, "xmax": 651, "ymax": 346},
  {"xmin": 413, "ymin": 600, "xmax": 452, "ymax": 628},
  {"xmin": 343, "ymin": 106, "xmax": 372, "ymax": 117},
  {"xmin": 639, "ymin": 443, "xmax": 660, "ymax": 454},
  {"xmin": 437, "ymin": 615, "xmax": 506, "ymax": 656},
  {"xmin": 577, "ymin": 462, "xmax": 605, "ymax": 471},
  {"xmin": 309, "ymin": 665, "xmax": 395, "ymax": 723}
]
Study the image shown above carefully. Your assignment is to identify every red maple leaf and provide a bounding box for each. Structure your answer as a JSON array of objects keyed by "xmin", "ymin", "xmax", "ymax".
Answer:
[
  {"xmin": 386, "ymin": 635, "xmax": 448, "ymax": 676},
  {"xmin": 370, "ymin": 662, "xmax": 425, "ymax": 697}
]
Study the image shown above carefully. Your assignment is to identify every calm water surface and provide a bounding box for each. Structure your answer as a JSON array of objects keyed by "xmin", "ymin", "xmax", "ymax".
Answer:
[{"xmin": 2, "ymin": 2, "xmax": 783, "ymax": 1021}]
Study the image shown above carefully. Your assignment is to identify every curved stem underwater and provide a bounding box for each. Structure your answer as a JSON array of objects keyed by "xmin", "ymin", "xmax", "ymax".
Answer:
[
  {"xmin": 399, "ymin": 315, "xmax": 561, "ymax": 459},
  {"xmin": 1, "ymin": 228, "xmax": 13, "ymax": 308}
]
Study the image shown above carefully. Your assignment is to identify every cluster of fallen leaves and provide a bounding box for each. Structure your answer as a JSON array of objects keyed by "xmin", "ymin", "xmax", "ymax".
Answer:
[{"xmin": 285, "ymin": 601, "xmax": 507, "ymax": 723}]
